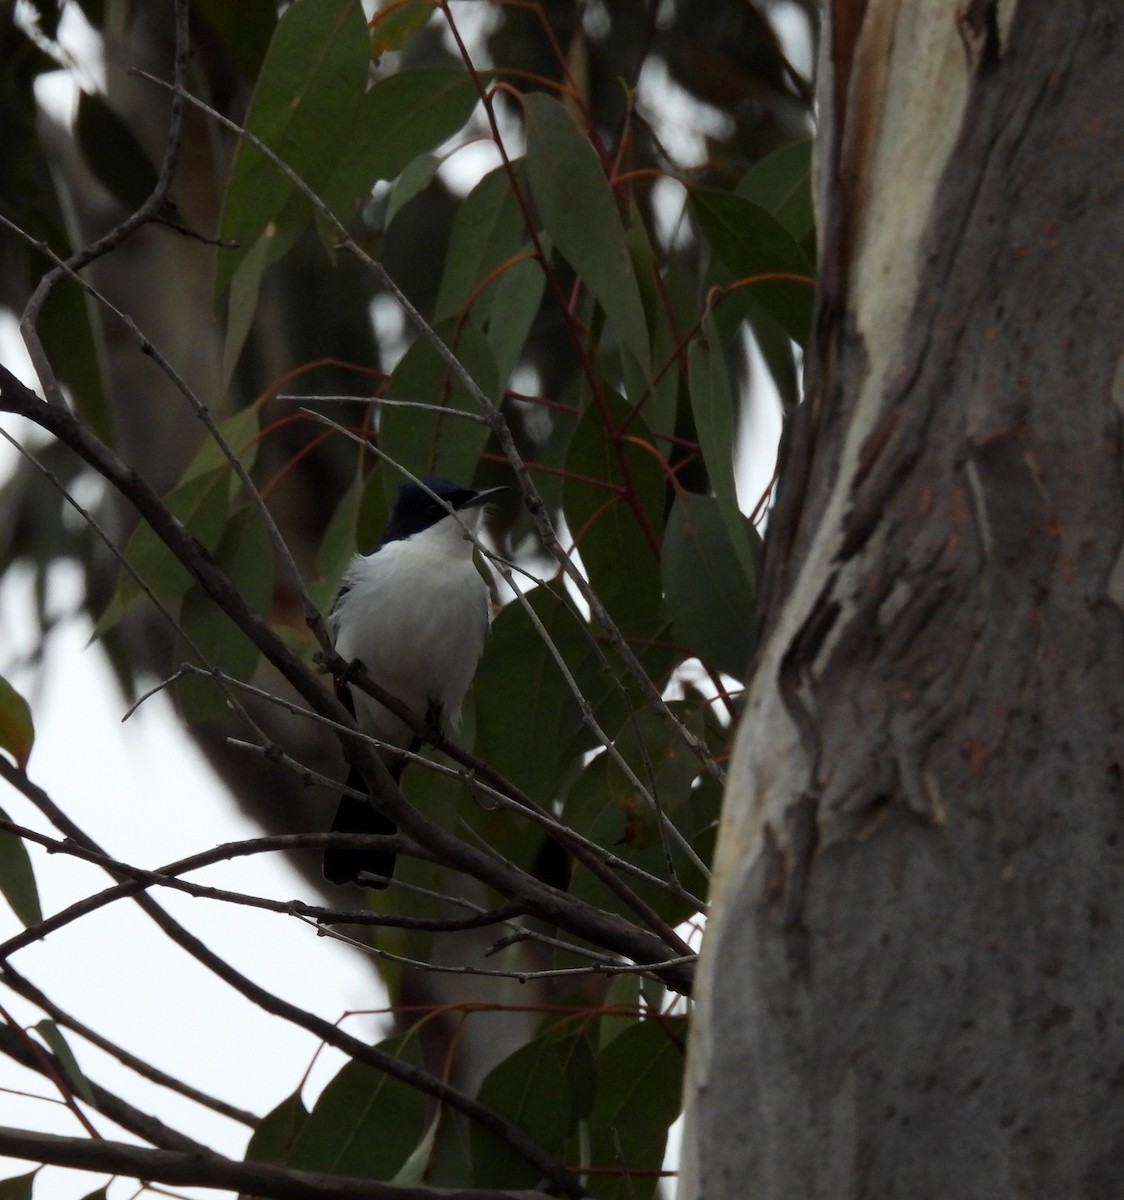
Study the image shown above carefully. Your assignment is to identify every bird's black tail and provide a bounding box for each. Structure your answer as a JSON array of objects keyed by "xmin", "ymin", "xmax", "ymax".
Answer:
[{"xmin": 323, "ymin": 763, "xmax": 398, "ymax": 887}]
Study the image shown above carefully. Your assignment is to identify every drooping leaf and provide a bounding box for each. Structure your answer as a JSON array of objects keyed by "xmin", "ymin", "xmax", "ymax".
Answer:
[
  {"xmin": 176, "ymin": 505, "xmax": 275, "ymax": 723},
  {"xmin": 564, "ymin": 704, "xmax": 713, "ymax": 927},
  {"xmin": 179, "ymin": 404, "xmax": 262, "ymax": 485},
  {"xmin": 687, "ymin": 321, "xmax": 760, "ymax": 581},
  {"xmin": 564, "ymin": 393, "xmax": 663, "ymax": 627},
  {"xmin": 0, "ymin": 675, "xmax": 34, "ymax": 768},
  {"xmin": 217, "ymin": 0, "xmax": 369, "ymax": 293},
  {"xmin": 474, "ymin": 585, "xmax": 589, "ymax": 805},
  {"xmin": 0, "ymin": 1172, "xmax": 36, "ymax": 1200},
  {"xmin": 586, "ymin": 1020, "xmax": 685, "ymax": 1200},
  {"xmin": 286, "ymin": 1036, "xmax": 427, "ymax": 1180},
  {"xmin": 321, "ymin": 68, "xmax": 480, "ymax": 220},
  {"xmin": 471, "ymin": 1037, "xmax": 572, "ymax": 1187},
  {"xmin": 0, "ymin": 804, "xmax": 42, "ymax": 926},
  {"xmin": 95, "ymin": 407, "xmax": 261, "ymax": 637},
  {"xmin": 662, "ymin": 491, "xmax": 759, "ymax": 681},
  {"xmin": 245, "ymin": 1090, "xmax": 309, "ymax": 1162},
  {"xmin": 385, "ymin": 152, "xmax": 441, "ymax": 228},
  {"xmin": 93, "ymin": 468, "xmax": 228, "ymax": 638},
  {"xmin": 434, "ymin": 164, "xmax": 528, "ymax": 325},
  {"xmin": 0, "ymin": 30, "xmax": 112, "ymax": 440},
  {"xmin": 736, "ymin": 138, "xmax": 815, "ymax": 249},
  {"xmin": 524, "ymin": 93, "xmax": 650, "ymax": 372},
  {"xmin": 369, "ymin": 0, "xmax": 436, "ymax": 58},
  {"xmin": 34, "ymin": 1021, "xmax": 96, "ymax": 1106},
  {"xmin": 486, "ymin": 249, "xmax": 546, "ymax": 384},
  {"xmin": 379, "ymin": 322, "xmax": 498, "ymax": 488},
  {"xmin": 690, "ymin": 186, "xmax": 814, "ymax": 347},
  {"xmin": 316, "ymin": 466, "xmax": 365, "ymax": 589}
]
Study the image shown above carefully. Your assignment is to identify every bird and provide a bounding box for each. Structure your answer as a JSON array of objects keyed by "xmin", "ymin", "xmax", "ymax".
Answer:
[{"xmin": 322, "ymin": 476, "xmax": 507, "ymax": 887}]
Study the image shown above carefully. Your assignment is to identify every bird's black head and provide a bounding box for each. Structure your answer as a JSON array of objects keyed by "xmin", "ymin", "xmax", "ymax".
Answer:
[{"xmin": 380, "ymin": 477, "xmax": 507, "ymax": 543}]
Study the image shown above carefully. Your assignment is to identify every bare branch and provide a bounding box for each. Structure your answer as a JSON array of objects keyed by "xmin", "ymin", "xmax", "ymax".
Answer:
[{"xmin": 0, "ymin": 1125, "xmax": 555, "ymax": 1200}]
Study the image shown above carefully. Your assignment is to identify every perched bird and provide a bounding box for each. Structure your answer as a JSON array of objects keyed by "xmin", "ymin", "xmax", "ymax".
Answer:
[{"xmin": 323, "ymin": 477, "xmax": 507, "ymax": 887}]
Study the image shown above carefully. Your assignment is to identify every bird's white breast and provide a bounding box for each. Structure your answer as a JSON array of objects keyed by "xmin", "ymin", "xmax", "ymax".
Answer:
[{"xmin": 332, "ymin": 516, "xmax": 491, "ymax": 752}]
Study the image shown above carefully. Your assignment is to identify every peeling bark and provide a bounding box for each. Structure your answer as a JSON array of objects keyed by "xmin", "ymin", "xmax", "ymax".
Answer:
[{"xmin": 682, "ymin": 2, "xmax": 1124, "ymax": 1195}]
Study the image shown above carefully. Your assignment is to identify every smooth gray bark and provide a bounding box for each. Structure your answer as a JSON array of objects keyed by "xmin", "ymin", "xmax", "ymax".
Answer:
[{"xmin": 682, "ymin": 3, "xmax": 1124, "ymax": 1196}]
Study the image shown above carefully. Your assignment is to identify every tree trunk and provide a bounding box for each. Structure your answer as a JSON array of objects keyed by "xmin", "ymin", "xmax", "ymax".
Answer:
[{"xmin": 681, "ymin": 3, "xmax": 1124, "ymax": 1196}]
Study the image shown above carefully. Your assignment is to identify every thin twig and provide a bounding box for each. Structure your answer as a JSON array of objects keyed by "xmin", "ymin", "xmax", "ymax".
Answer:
[
  {"xmin": 0, "ymin": 814, "xmax": 526, "ymax": 959},
  {"xmin": 317, "ymin": 922, "xmax": 696, "ymax": 986},
  {"xmin": 0, "ymin": 1125, "xmax": 552, "ymax": 1200}
]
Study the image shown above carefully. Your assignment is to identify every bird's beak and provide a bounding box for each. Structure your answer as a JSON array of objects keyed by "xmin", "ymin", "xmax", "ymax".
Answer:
[{"xmin": 458, "ymin": 485, "xmax": 508, "ymax": 511}]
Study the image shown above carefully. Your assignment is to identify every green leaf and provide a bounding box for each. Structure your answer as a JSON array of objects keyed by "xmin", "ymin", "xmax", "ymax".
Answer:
[
  {"xmin": 690, "ymin": 187, "xmax": 814, "ymax": 347},
  {"xmin": 0, "ymin": 804, "xmax": 42, "ymax": 926},
  {"xmin": 322, "ymin": 69, "xmax": 480, "ymax": 218},
  {"xmin": 370, "ymin": 0, "xmax": 435, "ymax": 57},
  {"xmin": 563, "ymin": 393, "xmax": 663, "ymax": 626},
  {"xmin": 486, "ymin": 249, "xmax": 546, "ymax": 384},
  {"xmin": 287, "ymin": 1037, "xmax": 427, "ymax": 1179},
  {"xmin": 556, "ymin": 1032, "xmax": 598, "ymax": 1122},
  {"xmin": 0, "ymin": 1172, "xmax": 36, "ymax": 1200},
  {"xmin": 93, "ymin": 468, "xmax": 229, "ymax": 638},
  {"xmin": 380, "ymin": 322, "xmax": 497, "ymax": 487},
  {"xmin": 176, "ymin": 505, "xmax": 275, "ymax": 723},
  {"xmin": 662, "ymin": 492, "xmax": 759, "ymax": 681},
  {"xmin": 524, "ymin": 93, "xmax": 650, "ymax": 371},
  {"xmin": 390, "ymin": 1115, "xmax": 440, "ymax": 1185},
  {"xmin": 245, "ymin": 1091, "xmax": 309, "ymax": 1162},
  {"xmin": 217, "ymin": 0, "xmax": 369, "ymax": 294},
  {"xmin": 95, "ymin": 407, "xmax": 261, "ymax": 637},
  {"xmin": 180, "ymin": 405, "xmax": 261, "ymax": 484},
  {"xmin": 587, "ymin": 1021, "xmax": 684, "ymax": 1200},
  {"xmin": 222, "ymin": 226, "xmax": 298, "ymax": 385},
  {"xmin": 471, "ymin": 1037, "xmax": 572, "ymax": 1187},
  {"xmin": 474, "ymin": 585, "xmax": 588, "ymax": 804},
  {"xmin": 564, "ymin": 704, "xmax": 714, "ymax": 927},
  {"xmin": 0, "ymin": 675, "xmax": 34, "ymax": 768},
  {"xmin": 434, "ymin": 164, "xmax": 527, "ymax": 325},
  {"xmin": 385, "ymin": 152, "xmax": 441, "ymax": 228},
  {"xmin": 34, "ymin": 1021, "xmax": 95, "ymax": 1106},
  {"xmin": 622, "ymin": 215, "xmax": 676, "ymax": 440},
  {"xmin": 736, "ymin": 138, "xmax": 815, "ymax": 247},
  {"xmin": 39, "ymin": 276, "xmax": 113, "ymax": 444},
  {"xmin": 687, "ymin": 320, "xmax": 759, "ymax": 581}
]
